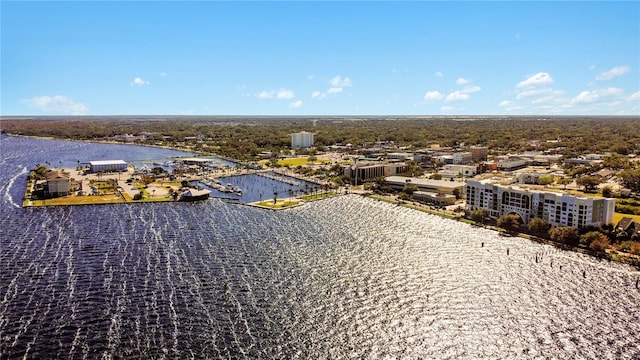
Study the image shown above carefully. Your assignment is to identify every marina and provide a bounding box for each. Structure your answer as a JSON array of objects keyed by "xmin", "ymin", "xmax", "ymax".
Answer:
[{"xmin": 1, "ymin": 135, "xmax": 639, "ymax": 359}]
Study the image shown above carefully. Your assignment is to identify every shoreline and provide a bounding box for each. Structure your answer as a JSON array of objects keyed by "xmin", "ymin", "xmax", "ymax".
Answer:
[
  {"xmin": 364, "ymin": 192, "xmax": 640, "ymax": 270},
  {"xmin": 8, "ymin": 132, "xmax": 640, "ymax": 269}
]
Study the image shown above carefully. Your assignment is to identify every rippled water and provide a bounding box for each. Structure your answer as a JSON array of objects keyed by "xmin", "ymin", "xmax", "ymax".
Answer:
[{"xmin": 1, "ymin": 135, "xmax": 639, "ymax": 359}]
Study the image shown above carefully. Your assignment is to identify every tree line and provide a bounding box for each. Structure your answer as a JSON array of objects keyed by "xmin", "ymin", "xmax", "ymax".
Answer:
[{"xmin": 2, "ymin": 116, "xmax": 638, "ymax": 161}]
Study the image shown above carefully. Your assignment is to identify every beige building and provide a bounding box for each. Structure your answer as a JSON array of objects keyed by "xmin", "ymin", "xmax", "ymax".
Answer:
[
  {"xmin": 470, "ymin": 146, "xmax": 488, "ymax": 162},
  {"xmin": 344, "ymin": 162, "xmax": 408, "ymax": 184},
  {"xmin": 46, "ymin": 170, "xmax": 71, "ymax": 197},
  {"xmin": 466, "ymin": 179, "xmax": 615, "ymax": 228},
  {"xmin": 385, "ymin": 176, "xmax": 465, "ymax": 196}
]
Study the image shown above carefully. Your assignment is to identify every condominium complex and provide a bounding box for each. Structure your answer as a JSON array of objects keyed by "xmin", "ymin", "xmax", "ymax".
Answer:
[
  {"xmin": 466, "ymin": 179, "xmax": 615, "ymax": 228},
  {"xmin": 290, "ymin": 131, "xmax": 314, "ymax": 149}
]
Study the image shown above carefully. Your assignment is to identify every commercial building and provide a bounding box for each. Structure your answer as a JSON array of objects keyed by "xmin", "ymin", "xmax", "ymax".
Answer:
[
  {"xmin": 344, "ymin": 162, "xmax": 408, "ymax": 184},
  {"xmin": 89, "ymin": 160, "xmax": 128, "ymax": 173},
  {"xmin": 442, "ymin": 164, "xmax": 477, "ymax": 178},
  {"xmin": 466, "ymin": 179, "xmax": 615, "ymax": 228},
  {"xmin": 497, "ymin": 157, "xmax": 527, "ymax": 172},
  {"xmin": 470, "ymin": 146, "xmax": 488, "ymax": 162},
  {"xmin": 412, "ymin": 191, "xmax": 457, "ymax": 206},
  {"xmin": 453, "ymin": 152, "xmax": 473, "ymax": 165},
  {"xmin": 291, "ymin": 131, "xmax": 314, "ymax": 149},
  {"xmin": 385, "ymin": 176, "xmax": 465, "ymax": 196}
]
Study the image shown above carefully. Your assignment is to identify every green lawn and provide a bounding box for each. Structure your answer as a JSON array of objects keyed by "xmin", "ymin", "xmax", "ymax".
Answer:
[
  {"xmin": 613, "ymin": 212, "xmax": 640, "ymax": 225},
  {"xmin": 278, "ymin": 157, "xmax": 330, "ymax": 166},
  {"xmin": 255, "ymin": 199, "xmax": 300, "ymax": 208}
]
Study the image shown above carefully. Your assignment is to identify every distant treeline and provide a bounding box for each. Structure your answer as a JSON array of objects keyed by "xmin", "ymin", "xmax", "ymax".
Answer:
[{"xmin": 1, "ymin": 116, "xmax": 639, "ymax": 160}]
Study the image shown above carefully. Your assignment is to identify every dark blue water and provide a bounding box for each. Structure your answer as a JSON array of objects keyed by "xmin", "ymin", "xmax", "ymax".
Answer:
[{"xmin": 1, "ymin": 135, "xmax": 639, "ymax": 359}]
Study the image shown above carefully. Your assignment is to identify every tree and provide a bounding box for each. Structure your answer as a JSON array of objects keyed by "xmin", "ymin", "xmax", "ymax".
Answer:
[
  {"xmin": 431, "ymin": 173, "xmax": 442, "ymax": 180},
  {"xmin": 537, "ymin": 175, "xmax": 554, "ymax": 186},
  {"xmin": 601, "ymin": 186, "xmax": 613, "ymax": 198},
  {"xmin": 602, "ymin": 153, "xmax": 629, "ymax": 169},
  {"xmin": 469, "ymin": 209, "xmax": 487, "ymax": 223},
  {"xmin": 273, "ymin": 191, "xmax": 278, "ymax": 205},
  {"xmin": 581, "ymin": 231, "xmax": 609, "ymax": 250},
  {"xmin": 558, "ymin": 177, "xmax": 572, "ymax": 190},
  {"xmin": 452, "ymin": 187, "xmax": 462, "ymax": 200},
  {"xmin": 307, "ymin": 155, "xmax": 317, "ymax": 164},
  {"xmin": 403, "ymin": 184, "xmax": 419, "ymax": 195},
  {"xmin": 549, "ymin": 226, "xmax": 579, "ymax": 246},
  {"xmin": 576, "ymin": 175, "xmax": 603, "ymax": 193},
  {"xmin": 618, "ymin": 169, "xmax": 640, "ymax": 193},
  {"xmin": 527, "ymin": 217, "xmax": 549, "ymax": 233},
  {"xmin": 497, "ymin": 214, "xmax": 521, "ymax": 232}
]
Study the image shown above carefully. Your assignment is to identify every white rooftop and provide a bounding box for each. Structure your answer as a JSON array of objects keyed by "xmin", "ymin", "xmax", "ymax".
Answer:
[{"xmin": 89, "ymin": 160, "xmax": 127, "ymax": 165}]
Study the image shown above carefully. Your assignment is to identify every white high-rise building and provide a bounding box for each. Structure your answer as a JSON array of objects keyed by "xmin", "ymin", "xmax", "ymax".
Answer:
[
  {"xmin": 291, "ymin": 131, "xmax": 314, "ymax": 149},
  {"xmin": 466, "ymin": 179, "xmax": 615, "ymax": 228}
]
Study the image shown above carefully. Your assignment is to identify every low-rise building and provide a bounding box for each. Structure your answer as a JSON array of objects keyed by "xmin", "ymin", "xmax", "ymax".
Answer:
[
  {"xmin": 442, "ymin": 164, "xmax": 477, "ymax": 178},
  {"xmin": 46, "ymin": 170, "xmax": 71, "ymax": 197},
  {"xmin": 386, "ymin": 152, "xmax": 412, "ymax": 161},
  {"xmin": 466, "ymin": 179, "xmax": 615, "ymax": 228},
  {"xmin": 453, "ymin": 152, "xmax": 473, "ymax": 165},
  {"xmin": 344, "ymin": 162, "xmax": 408, "ymax": 183},
  {"xmin": 412, "ymin": 191, "xmax": 457, "ymax": 206},
  {"xmin": 385, "ymin": 176, "xmax": 465, "ymax": 196},
  {"xmin": 470, "ymin": 146, "xmax": 488, "ymax": 162},
  {"xmin": 45, "ymin": 170, "xmax": 80, "ymax": 197},
  {"xmin": 497, "ymin": 157, "xmax": 527, "ymax": 172},
  {"xmin": 89, "ymin": 160, "xmax": 127, "ymax": 173}
]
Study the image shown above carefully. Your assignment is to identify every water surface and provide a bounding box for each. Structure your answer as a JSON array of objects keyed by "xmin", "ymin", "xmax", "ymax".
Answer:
[{"xmin": 1, "ymin": 135, "xmax": 639, "ymax": 359}]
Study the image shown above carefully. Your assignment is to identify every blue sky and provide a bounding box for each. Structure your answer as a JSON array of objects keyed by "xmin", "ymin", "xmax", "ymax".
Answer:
[{"xmin": 2, "ymin": 1, "xmax": 639, "ymax": 116}]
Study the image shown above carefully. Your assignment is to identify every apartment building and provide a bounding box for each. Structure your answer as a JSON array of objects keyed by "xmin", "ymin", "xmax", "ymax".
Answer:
[
  {"xmin": 466, "ymin": 179, "xmax": 615, "ymax": 228},
  {"xmin": 290, "ymin": 131, "xmax": 314, "ymax": 149}
]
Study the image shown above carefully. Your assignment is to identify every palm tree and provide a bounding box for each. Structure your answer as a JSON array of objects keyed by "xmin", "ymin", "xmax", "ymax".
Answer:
[
  {"xmin": 288, "ymin": 188, "xmax": 294, "ymax": 202},
  {"xmin": 273, "ymin": 191, "xmax": 278, "ymax": 205}
]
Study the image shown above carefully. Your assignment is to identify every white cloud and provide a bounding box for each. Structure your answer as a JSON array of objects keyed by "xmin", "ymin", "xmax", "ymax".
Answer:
[
  {"xmin": 440, "ymin": 106, "xmax": 454, "ymax": 112},
  {"xmin": 327, "ymin": 87, "xmax": 343, "ymax": 94},
  {"xmin": 329, "ymin": 75, "xmax": 352, "ymax": 87},
  {"xmin": 445, "ymin": 91, "xmax": 469, "ymax": 102},
  {"xmin": 629, "ymin": 91, "xmax": 640, "ymax": 101},
  {"xmin": 461, "ymin": 85, "xmax": 481, "ymax": 94},
  {"xmin": 435, "ymin": 71, "xmax": 443, "ymax": 77},
  {"xmin": 289, "ymin": 100, "xmax": 303, "ymax": 108},
  {"xmin": 160, "ymin": 72, "xmax": 167, "ymax": 77},
  {"xmin": 498, "ymin": 100, "xmax": 524, "ymax": 112},
  {"xmin": 424, "ymin": 91, "xmax": 444, "ymax": 101},
  {"xmin": 311, "ymin": 91, "xmax": 326, "ymax": 100},
  {"xmin": 571, "ymin": 87, "xmax": 624, "ymax": 104},
  {"xmin": 516, "ymin": 87, "xmax": 553, "ymax": 100},
  {"xmin": 456, "ymin": 78, "xmax": 470, "ymax": 85},
  {"xmin": 516, "ymin": 72, "xmax": 554, "ymax": 88},
  {"xmin": 130, "ymin": 77, "xmax": 149, "ymax": 86},
  {"xmin": 307, "ymin": 75, "xmax": 314, "ymax": 80},
  {"xmin": 258, "ymin": 91, "xmax": 274, "ymax": 99},
  {"xmin": 22, "ymin": 95, "xmax": 88, "ymax": 115},
  {"xmin": 276, "ymin": 89, "xmax": 295, "ymax": 99},
  {"xmin": 596, "ymin": 65, "xmax": 630, "ymax": 81},
  {"xmin": 258, "ymin": 89, "xmax": 295, "ymax": 100},
  {"xmin": 589, "ymin": 65, "xmax": 596, "ymax": 71}
]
